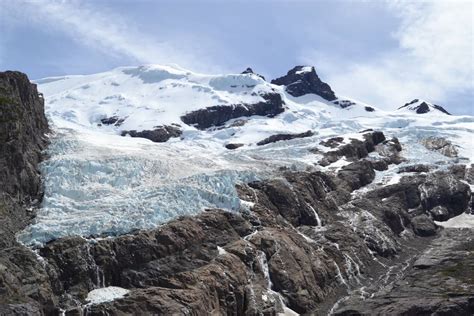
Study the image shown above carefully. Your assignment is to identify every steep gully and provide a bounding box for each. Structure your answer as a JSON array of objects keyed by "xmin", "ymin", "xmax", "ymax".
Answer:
[{"xmin": 0, "ymin": 71, "xmax": 473, "ymax": 315}]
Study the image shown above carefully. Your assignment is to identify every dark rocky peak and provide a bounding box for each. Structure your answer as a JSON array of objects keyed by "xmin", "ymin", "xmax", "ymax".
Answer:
[
  {"xmin": 271, "ymin": 65, "xmax": 336, "ymax": 101},
  {"xmin": 241, "ymin": 67, "xmax": 265, "ymax": 80},
  {"xmin": 398, "ymin": 99, "xmax": 451, "ymax": 115}
]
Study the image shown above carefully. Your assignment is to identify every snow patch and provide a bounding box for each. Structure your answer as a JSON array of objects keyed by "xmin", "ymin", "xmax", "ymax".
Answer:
[
  {"xmin": 295, "ymin": 66, "xmax": 313, "ymax": 75},
  {"xmin": 86, "ymin": 286, "xmax": 129, "ymax": 305},
  {"xmin": 435, "ymin": 213, "xmax": 474, "ymax": 228}
]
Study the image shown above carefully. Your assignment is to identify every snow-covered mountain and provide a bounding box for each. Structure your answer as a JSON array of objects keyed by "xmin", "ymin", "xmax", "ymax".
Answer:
[
  {"xmin": 18, "ymin": 64, "xmax": 473, "ymax": 247},
  {"xmin": 3, "ymin": 66, "xmax": 474, "ymax": 315},
  {"xmin": 36, "ymin": 64, "xmax": 380, "ymax": 145}
]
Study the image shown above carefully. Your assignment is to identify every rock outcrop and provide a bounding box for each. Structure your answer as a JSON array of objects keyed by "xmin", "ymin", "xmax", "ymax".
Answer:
[
  {"xmin": 271, "ymin": 66, "xmax": 337, "ymax": 101},
  {"xmin": 99, "ymin": 116, "xmax": 125, "ymax": 126},
  {"xmin": 121, "ymin": 125, "xmax": 182, "ymax": 143},
  {"xmin": 318, "ymin": 131, "xmax": 388, "ymax": 166},
  {"xmin": 241, "ymin": 67, "xmax": 265, "ymax": 81},
  {"xmin": 180, "ymin": 93, "xmax": 285, "ymax": 130},
  {"xmin": 0, "ymin": 71, "xmax": 53, "ymax": 314},
  {"xmin": 225, "ymin": 143, "xmax": 244, "ymax": 150},
  {"xmin": 256, "ymin": 130, "xmax": 314, "ymax": 146}
]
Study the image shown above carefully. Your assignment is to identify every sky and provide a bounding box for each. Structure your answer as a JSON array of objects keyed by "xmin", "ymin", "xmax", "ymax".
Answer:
[{"xmin": 1, "ymin": 0, "xmax": 473, "ymax": 115}]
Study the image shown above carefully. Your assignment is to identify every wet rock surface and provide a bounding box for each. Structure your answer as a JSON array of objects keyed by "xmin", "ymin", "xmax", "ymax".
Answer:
[
  {"xmin": 334, "ymin": 228, "xmax": 474, "ymax": 315},
  {"xmin": 180, "ymin": 92, "xmax": 285, "ymax": 129},
  {"xmin": 271, "ymin": 66, "xmax": 337, "ymax": 101}
]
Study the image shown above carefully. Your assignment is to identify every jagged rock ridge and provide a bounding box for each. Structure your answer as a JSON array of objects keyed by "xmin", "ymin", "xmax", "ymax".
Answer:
[
  {"xmin": 398, "ymin": 99, "xmax": 451, "ymax": 115},
  {"xmin": 271, "ymin": 65, "xmax": 337, "ymax": 101}
]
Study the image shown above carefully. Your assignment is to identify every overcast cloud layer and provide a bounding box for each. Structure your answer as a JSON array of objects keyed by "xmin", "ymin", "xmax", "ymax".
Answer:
[{"xmin": 1, "ymin": 0, "xmax": 472, "ymax": 114}]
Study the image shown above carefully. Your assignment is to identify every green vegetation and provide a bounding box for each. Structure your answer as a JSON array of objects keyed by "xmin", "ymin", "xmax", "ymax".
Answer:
[
  {"xmin": 0, "ymin": 95, "xmax": 15, "ymax": 106},
  {"xmin": 438, "ymin": 251, "xmax": 474, "ymax": 285}
]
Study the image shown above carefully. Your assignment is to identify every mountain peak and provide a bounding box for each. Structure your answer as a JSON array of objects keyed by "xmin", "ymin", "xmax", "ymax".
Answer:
[
  {"xmin": 398, "ymin": 99, "xmax": 451, "ymax": 115},
  {"xmin": 241, "ymin": 67, "xmax": 265, "ymax": 80},
  {"xmin": 271, "ymin": 65, "xmax": 336, "ymax": 101}
]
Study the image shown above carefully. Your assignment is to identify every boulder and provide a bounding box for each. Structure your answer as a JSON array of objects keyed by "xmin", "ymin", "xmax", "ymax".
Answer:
[{"xmin": 411, "ymin": 215, "xmax": 437, "ymax": 237}]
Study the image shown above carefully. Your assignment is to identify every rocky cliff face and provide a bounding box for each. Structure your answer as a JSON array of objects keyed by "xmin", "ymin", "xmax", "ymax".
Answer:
[
  {"xmin": 0, "ymin": 71, "xmax": 49, "ymax": 201},
  {"xmin": 0, "ymin": 71, "xmax": 53, "ymax": 315},
  {"xmin": 25, "ymin": 132, "xmax": 472, "ymax": 315}
]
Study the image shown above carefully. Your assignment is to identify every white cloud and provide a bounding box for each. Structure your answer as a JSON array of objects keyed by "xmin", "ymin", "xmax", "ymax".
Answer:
[
  {"xmin": 303, "ymin": 0, "xmax": 473, "ymax": 111},
  {"xmin": 1, "ymin": 0, "xmax": 221, "ymax": 73}
]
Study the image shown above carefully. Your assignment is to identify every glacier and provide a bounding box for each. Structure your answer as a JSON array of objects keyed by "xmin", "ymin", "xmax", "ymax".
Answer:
[{"xmin": 18, "ymin": 64, "xmax": 474, "ymax": 246}]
